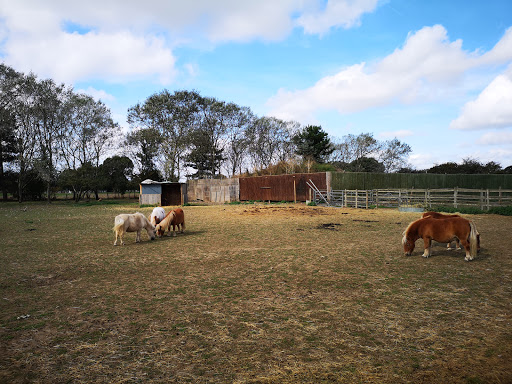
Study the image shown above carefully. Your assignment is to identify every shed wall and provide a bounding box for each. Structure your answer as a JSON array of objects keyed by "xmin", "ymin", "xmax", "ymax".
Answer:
[
  {"xmin": 187, "ymin": 178, "xmax": 239, "ymax": 203},
  {"xmin": 239, "ymin": 172, "xmax": 327, "ymax": 202}
]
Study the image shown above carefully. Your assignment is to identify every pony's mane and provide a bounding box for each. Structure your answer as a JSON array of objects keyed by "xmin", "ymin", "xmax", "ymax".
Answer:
[
  {"xmin": 157, "ymin": 210, "xmax": 176, "ymax": 229},
  {"xmin": 402, "ymin": 218, "xmax": 423, "ymax": 244}
]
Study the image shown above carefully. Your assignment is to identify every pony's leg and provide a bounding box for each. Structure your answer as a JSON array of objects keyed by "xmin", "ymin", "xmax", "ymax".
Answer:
[
  {"xmin": 120, "ymin": 231, "xmax": 125, "ymax": 246},
  {"xmin": 422, "ymin": 238, "xmax": 431, "ymax": 258},
  {"xmin": 114, "ymin": 231, "xmax": 118, "ymax": 246},
  {"xmin": 136, "ymin": 230, "xmax": 141, "ymax": 243},
  {"xmin": 460, "ymin": 239, "xmax": 473, "ymax": 261},
  {"xmin": 172, "ymin": 224, "xmax": 177, "ymax": 237}
]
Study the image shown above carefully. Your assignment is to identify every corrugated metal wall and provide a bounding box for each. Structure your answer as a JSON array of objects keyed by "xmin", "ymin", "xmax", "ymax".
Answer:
[{"xmin": 239, "ymin": 172, "xmax": 327, "ymax": 202}]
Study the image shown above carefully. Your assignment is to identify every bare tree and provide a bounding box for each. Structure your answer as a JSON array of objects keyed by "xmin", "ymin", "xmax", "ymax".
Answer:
[
  {"xmin": 128, "ymin": 90, "xmax": 200, "ymax": 181},
  {"xmin": 224, "ymin": 105, "xmax": 254, "ymax": 176},
  {"xmin": 246, "ymin": 116, "xmax": 297, "ymax": 173},
  {"xmin": 379, "ymin": 138, "xmax": 412, "ymax": 173}
]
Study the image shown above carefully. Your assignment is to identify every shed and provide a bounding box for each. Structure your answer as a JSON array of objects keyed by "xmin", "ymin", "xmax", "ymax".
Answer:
[{"xmin": 139, "ymin": 180, "xmax": 187, "ymax": 206}]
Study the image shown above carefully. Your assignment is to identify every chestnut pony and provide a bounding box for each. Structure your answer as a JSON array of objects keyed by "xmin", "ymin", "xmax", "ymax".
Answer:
[
  {"xmin": 402, "ymin": 216, "xmax": 478, "ymax": 261},
  {"xmin": 422, "ymin": 211, "xmax": 480, "ymax": 252},
  {"xmin": 155, "ymin": 208, "xmax": 185, "ymax": 237}
]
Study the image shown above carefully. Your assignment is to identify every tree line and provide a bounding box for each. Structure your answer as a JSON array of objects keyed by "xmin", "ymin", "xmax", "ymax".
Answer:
[{"xmin": 1, "ymin": 63, "xmax": 509, "ymax": 202}]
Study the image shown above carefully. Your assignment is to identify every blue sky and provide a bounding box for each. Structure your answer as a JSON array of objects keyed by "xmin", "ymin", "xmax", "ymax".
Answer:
[{"xmin": 1, "ymin": 0, "xmax": 512, "ymax": 169}]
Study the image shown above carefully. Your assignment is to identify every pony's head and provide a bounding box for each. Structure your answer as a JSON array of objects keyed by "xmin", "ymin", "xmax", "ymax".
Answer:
[
  {"xmin": 147, "ymin": 224, "xmax": 156, "ymax": 240},
  {"xmin": 402, "ymin": 231, "xmax": 415, "ymax": 256},
  {"xmin": 143, "ymin": 215, "xmax": 156, "ymax": 240},
  {"xmin": 155, "ymin": 223, "xmax": 165, "ymax": 238}
]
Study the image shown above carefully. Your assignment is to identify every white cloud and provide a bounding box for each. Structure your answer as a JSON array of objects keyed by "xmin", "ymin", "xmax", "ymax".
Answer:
[
  {"xmin": 296, "ymin": 0, "xmax": 380, "ymax": 35},
  {"xmin": 0, "ymin": 0, "xmax": 381, "ymax": 85},
  {"xmin": 477, "ymin": 131, "xmax": 512, "ymax": 145},
  {"xmin": 379, "ymin": 130, "xmax": 414, "ymax": 139},
  {"xmin": 450, "ymin": 68, "xmax": 512, "ymax": 130},
  {"xmin": 267, "ymin": 25, "xmax": 512, "ymax": 123},
  {"xmin": 76, "ymin": 87, "xmax": 115, "ymax": 102}
]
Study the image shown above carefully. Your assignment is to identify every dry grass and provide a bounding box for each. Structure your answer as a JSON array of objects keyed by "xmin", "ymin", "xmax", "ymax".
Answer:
[{"xmin": 1, "ymin": 202, "xmax": 511, "ymax": 383}]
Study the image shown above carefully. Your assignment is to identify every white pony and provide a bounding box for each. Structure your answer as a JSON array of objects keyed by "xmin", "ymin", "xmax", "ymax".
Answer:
[
  {"xmin": 150, "ymin": 207, "xmax": 166, "ymax": 227},
  {"xmin": 113, "ymin": 212, "xmax": 156, "ymax": 245}
]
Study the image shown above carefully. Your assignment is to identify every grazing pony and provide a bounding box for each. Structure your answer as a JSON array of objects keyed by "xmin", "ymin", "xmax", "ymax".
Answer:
[
  {"xmin": 155, "ymin": 207, "xmax": 185, "ymax": 237},
  {"xmin": 421, "ymin": 211, "xmax": 480, "ymax": 252},
  {"xmin": 402, "ymin": 216, "xmax": 478, "ymax": 261},
  {"xmin": 422, "ymin": 211, "xmax": 464, "ymax": 250},
  {"xmin": 113, "ymin": 212, "xmax": 156, "ymax": 245},
  {"xmin": 150, "ymin": 207, "xmax": 166, "ymax": 227}
]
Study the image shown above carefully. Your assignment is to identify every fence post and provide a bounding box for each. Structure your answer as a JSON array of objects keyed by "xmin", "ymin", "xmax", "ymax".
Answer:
[
  {"xmin": 344, "ymin": 190, "xmax": 347, "ymax": 208},
  {"xmin": 480, "ymin": 190, "xmax": 484, "ymax": 210},
  {"xmin": 365, "ymin": 190, "xmax": 368, "ymax": 209},
  {"xmin": 375, "ymin": 190, "xmax": 379, "ymax": 208},
  {"xmin": 499, "ymin": 187, "xmax": 502, "ymax": 206},
  {"xmin": 454, "ymin": 187, "xmax": 458, "ymax": 209},
  {"xmin": 355, "ymin": 190, "xmax": 358, "ymax": 209},
  {"xmin": 486, "ymin": 189, "xmax": 490, "ymax": 210}
]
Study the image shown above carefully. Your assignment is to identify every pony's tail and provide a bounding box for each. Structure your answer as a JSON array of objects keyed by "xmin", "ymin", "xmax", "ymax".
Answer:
[
  {"xmin": 113, "ymin": 220, "xmax": 124, "ymax": 233},
  {"xmin": 469, "ymin": 221, "xmax": 478, "ymax": 259}
]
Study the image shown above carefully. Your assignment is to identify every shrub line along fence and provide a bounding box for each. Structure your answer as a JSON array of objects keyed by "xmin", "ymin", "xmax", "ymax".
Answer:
[{"xmin": 312, "ymin": 187, "xmax": 512, "ymax": 210}]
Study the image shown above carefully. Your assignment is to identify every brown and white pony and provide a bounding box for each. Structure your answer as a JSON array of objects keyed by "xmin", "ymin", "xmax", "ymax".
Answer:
[
  {"xmin": 422, "ymin": 211, "xmax": 480, "ymax": 252},
  {"xmin": 150, "ymin": 207, "xmax": 166, "ymax": 227},
  {"xmin": 402, "ymin": 216, "xmax": 478, "ymax": 261},
  {"xmin": 113, "ymin": 212, "xmax": 156, "ymax": 245},
  {"xmin": 155, "ymin": 208, "xmax": 185, "ymax": 237}
]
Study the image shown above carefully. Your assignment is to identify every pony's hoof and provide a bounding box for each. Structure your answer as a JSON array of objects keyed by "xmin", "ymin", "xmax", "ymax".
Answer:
[{"xmin": 464, "ymin": 256, "xmax": 473, "ymax": 261}]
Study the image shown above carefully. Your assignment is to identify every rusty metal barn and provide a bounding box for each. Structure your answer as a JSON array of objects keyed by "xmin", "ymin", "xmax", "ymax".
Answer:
[{"xmin": 239, "ymin": 172, "xmax": 329, "ymax": 202}]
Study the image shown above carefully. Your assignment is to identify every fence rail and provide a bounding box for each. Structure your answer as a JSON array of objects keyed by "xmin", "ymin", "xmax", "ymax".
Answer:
[{"xmin": 312, "ymin": 188, "xmax": 512, "ymax": 210}]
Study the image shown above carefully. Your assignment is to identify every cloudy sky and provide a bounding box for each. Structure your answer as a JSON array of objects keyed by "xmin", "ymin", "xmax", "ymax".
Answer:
[{"xmin": 1, "ymin": 0, "xmax": 512, "ymax": 169}]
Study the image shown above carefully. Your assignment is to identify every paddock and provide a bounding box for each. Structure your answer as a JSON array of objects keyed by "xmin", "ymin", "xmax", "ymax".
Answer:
[{"xmin": 1, "ymin": 203, "xmax": 511, "ymax": 383}]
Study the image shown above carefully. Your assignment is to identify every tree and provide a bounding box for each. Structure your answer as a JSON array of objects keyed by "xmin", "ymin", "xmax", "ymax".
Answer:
[
  {"xmin": 195, "ymin": 96, "xmax": 230, "ymax": 178},
  {"xmin": 128, "ymin": 90, "xmax": 201, "ymax": 181},
  {"xmin": 224, "ymin": 105, "xmax": 254, "ymax": 177},
  {"xmin": 331, "ymin": 133, "xmax": 382, "ymax": 172},
  {"xmin": 246, "ymin": 117, "xmax": 296, "ymax": 173},
  {"xmin": 0, "ymin": 107, "xmax": 17, "ymax": 200},
  {"xmin": 292, "ymin": 125, "xmax": 333, "ymax": 163},
  {"xmin": 32, "ymin": 78, "xmax": 69, "ymax": 203},
  {"xmin": 59, "ymin": 92, "xmax": 120, "ymax": 200},
  {"xmin": 100, "ymin": 156, "xmax": 134, "ymax": 195},
  {"xmin": 126, "ymin": 127, "xmax": 163, "ymax": 181},
  {"xmin": 379, "ymin": 138, "xmax": 412, "ymax": 173},
  {"xmin": 184, "ymin": 128, "xmax": 225, "ymax": 179},
  {"xmin": 7, "ymin": 71, "xmax": 39, "ymax": 202},
  {"xmin": 349, "ymin": 156, "xmax": 385, "ymax": 173}
]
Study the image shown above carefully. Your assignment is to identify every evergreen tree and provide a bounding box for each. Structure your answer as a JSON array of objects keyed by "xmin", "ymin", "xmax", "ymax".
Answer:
[
  {"xmin": 292, "ymin": 125, "xmax": 333, "ymax": 163},
  {"xmin": 185, "ymin": 128, "xmax": 225, "ymax": 179}
]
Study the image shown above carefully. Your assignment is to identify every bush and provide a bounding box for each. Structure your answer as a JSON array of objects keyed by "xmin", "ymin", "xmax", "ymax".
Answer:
[
  {"xmin": 432, "ymin": 205, "xmax": 512, "ymax": 216},
  {"xmin": 487, "ymin": 206, "xmax": 512, "ymax": 216}
]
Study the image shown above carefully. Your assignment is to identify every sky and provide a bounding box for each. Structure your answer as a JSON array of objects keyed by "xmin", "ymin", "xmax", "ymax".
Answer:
[{"xmin": 1, "ymin": 0, "xmax": 512, "ymax": 170}]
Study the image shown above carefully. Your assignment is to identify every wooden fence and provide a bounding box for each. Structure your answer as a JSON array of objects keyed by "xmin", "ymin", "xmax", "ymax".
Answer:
[{"xmin": 313, "ymin": 188, "xmax": 512, "ymax": 210}]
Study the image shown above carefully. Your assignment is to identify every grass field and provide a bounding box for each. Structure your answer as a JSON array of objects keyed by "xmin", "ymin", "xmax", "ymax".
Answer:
[{"xmin": 1, "ymin": 202, "xmax": 511, "ymax": 383}]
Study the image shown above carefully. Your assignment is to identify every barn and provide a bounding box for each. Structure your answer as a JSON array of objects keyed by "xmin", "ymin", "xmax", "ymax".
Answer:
[{"xmin": 139, "ymin": 180, "xmax": 187, "ymax": 206}]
